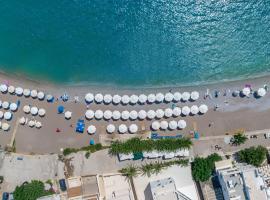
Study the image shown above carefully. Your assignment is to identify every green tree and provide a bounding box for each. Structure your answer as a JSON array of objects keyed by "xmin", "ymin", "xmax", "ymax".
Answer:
[
  {"xmin": 119, "ymin": 165, "xmax": 138, "ymax": 179},
  {"xmin": 191, "ymin": 153, "xmax": 222, "ymax": 182},
  {"xmin": 13, "ymin": 180, "xmax": 54, "ymax": 200},
  {"xmin": 232, "ymin": 133, "xmax": 247, "ymax": 146},
  {"xmin": 238, "ymin": 146, "xmax": 267, "ymax": 167},
  {"xmin": 192, "ymin": 157, "xmax": 212, "ymax": 182}
]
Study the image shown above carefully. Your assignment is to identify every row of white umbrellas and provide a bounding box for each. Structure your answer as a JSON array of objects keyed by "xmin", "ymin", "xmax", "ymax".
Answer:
[
  {"xmin": 0, "ymin": 111, "xmax": 13, "ymax": 120},
  {"xmin": 0, "ymin": 84, "xmax": 46, "ymax": 100},
  {"xmin": 0, "ymin": 101, "xmax": 18, "ymax": 111},
  {"xmin": 106, "ymin": 124, "xmax": 139, "ymax": 134},
  {"xmin": 85, "ymin": 104, "xmax": 208, "ymax": 121},
  {"xmin": 85, "ymin": 91, "xmax": 199, "ymax": 105},
  {"xmin": 151, "ymin": 120, "xmax": 187, "ymax": 130},
  {"xmin": 242, "ymin": 87, "xmax": 266, "ymax": 97},
  {"xmin": 19, "ymin": 117, "xmax": 42, "ymax": 128},
  {"xmin": 23, "ymin": 105, "xmax": 46, "ymax": 117},
  {"xmin": 0, "ymin": 122, "xmax": 10, "ymax": 131}
]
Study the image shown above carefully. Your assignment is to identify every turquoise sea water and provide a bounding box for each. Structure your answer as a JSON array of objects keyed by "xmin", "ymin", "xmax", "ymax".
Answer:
[{"xmin": 0, "ymin": 1, "xmax": 269, "ymax": 87}]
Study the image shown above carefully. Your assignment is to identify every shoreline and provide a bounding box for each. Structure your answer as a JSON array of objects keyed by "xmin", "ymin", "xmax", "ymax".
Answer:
[{"xmin": 1, "ymin": 69, "xmax": 270, "ymax": 93}]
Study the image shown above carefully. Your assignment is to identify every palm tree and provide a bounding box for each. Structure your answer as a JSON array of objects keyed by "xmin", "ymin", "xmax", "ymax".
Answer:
[
  {"xmin": 152, "ymin": 162, "xmax": 164, "ymax": 175},
  {"xmin": 119, "ymin": 165, "xmax": 138, "ymax": 179},
  {"xmin": 140, "ymin": 163, "xmax": 154, "ymax": 177}
]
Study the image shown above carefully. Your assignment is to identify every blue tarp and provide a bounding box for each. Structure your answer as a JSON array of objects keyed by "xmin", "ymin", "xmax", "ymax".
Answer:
[
  {"xmin": 76, "ymin": 119, "xmax": 85, "ymax": 133},
  {"xmin": 58, "ymin": 105, "xmax": 64, "ymax": 113}
]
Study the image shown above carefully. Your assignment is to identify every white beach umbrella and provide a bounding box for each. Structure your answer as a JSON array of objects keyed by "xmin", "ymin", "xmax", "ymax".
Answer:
[
  {"xmin": 85, "ymin": 110, "xmax": 95, "ymax": 120},
  {"xmin": 112, "ymin": 95, "xmax": 121, "ymax": 104},
  {"xmin": 190, "ymin": 91, "xmax": 199, "ymax": 101},
  {"xmin": 199, "ymin": 104, "xmax": 208, "ymax": 114},
  {"xmin": 118, "ymin": 124, "xmax": 128, "ymax": 133},
  {"xmin": 85, "ymin": 93, "xmax": 94, "ymax": 103},
  {"xmin": 160, "ymin": 121, "xmax": 169, "ymax": 130},
  {"xmin": 121, "ymin": 95, "xmax": 130, "ymax": 105},
  {"xmin": 28, "ymin": 120, "xmax": 35, "ymax": 127},
  {"xmin": 19, "ymin": 117, "xmax": 26, "ymax": 125},
  {"xmin": 121, "ymin": 110, "xmax": 130, "ymax": 120},
  {"xmin": 30, "ymin": 107, "xmax": 38, "ymax": 115},
  {"xmin": 182, "ymin": 106, "xmax": 190, "ymax": 116},
  {"xmin": 112, "ymin": 110, "xmax": 121, "ymax": 120},
  {"xmin": 64, "ymin": 111, "xmax": 72, "ymax": 119},
  {"xmin": 0, "ymin": 111, "xmax": 3, "ymax": 119},
  {"xmin": 103, "ymin": 110, "xmax": 112, "ymax": 120},
  {"xmin": 130, "ymin": 95, "xmax": 139, "ymax": 104},
  {"xmin": 173, "ymin": 107, "xmax": 181, "ymax": 117},
  {"xmin": 104, "ymin": 94, "xmax": 113, "ymax": 104},
  {"xmin": 8, "ymin": 85, "xmax": 15, "ymax": 94},
  {"xmin": 242, "ymin": 87, "xmax": 251, "ymax": 96},
  {"xmin": 2, "ymin": 123, "xmax": 9, "ymax": 131},
  {"xmin": 2, "ymin": 101, "xmax": 9, "ymax": 110},
  {"xmin": 155, "ymin": 93, "xmax": 164, "ymax": 103},
  {"xmin": 164, "ymin": 93, "xmax": 174, "ymax": 102},
  {"xmin": 10, "ymin": 103, "xmax": 18, "ymax": 112},
  {"xmin": 156, "ymin": 109, "xmax": 164, "ymax": 119},
  {"xmin": 164, "ymin": 108, "xmax": 173, "ymax": 118},
  {"xmin": 138, "ymin": 94, "xmax": 147, "ymax": 104},
  {"xmin": 23, "ymin": 89, "xmax": 31, "ymax": 97},
  {"xmin": 106, "ymin": 124, "xmax": 115, "ymax": 133},
  {"xmin": 178, "ymin": 120, "xmax": 187, "ymax": 129},
  {"xmin": 30, "ymin": 90, "xmax": 38, "ymax": 98},
  {"xmin": 129, "ymin": 124, "xmax": 138, "ymax": 133},
  {"xmin": 23, "ymin": 105, "xmax": 30, "ymax": 114},
  {"xmin": 182, "ymin": 92, "xmax": 190, "ymax": 101},
  {"xmin": 130, "ymin": 110, "xmax": 138, "ymax": 120},
  {"xmin": 95, "ymin": 93, "xmax": 103, "ymax": 103},
  {"xmin": 4, "ymin": 112, "xmax": 12, "ymax": 120},
  {"xmin": 0, "ymin": 84, "xmax": 7, "ymax": 93},
  {"xmin": 169, "ymin": 120, "xmax": 178, "ymax": 130},
  {"xmin": 190, "ymin": 105, "xmax": 199, "ymax": 115},
  {"xmin": 257, "ymin": 88, "xmax": 266, "ymax": 97},
  {"xmin": 38, "ymin": 108, "xmax": 46, "ymax": 117},
  {"xmin": 138, "ymin": 110, "xmax": 147, "ymax": 120},
  {"xmin": 147, "ymin": 110, "xmax": 156, "ymax": 119},
  {"xmin": 35, "ymin": 121, "xmax": 42, "ymax": 129},
  {"xmin": 87, "ymin": 125, "xmax": 96, "ymax": 134},
  {"xmin": 15, "ymin": 87, "xmax": 23, "ymax": 96},
  {"xmin": 95, "ymin": 110, "xmax": 103, "ymax": 119},
  {"xmin": 37, "ymin": 91, "xmax": 45, "ymax": 100},
  {"xmin": 147, "ymin": 94, "xmax": 156, "ymax": 104},
  {"xmin": 151, "ymin": 121, "xmax": 160, "ymax": 130},
  {"xmin": 173, "ymin": 92, "xmax": 182, "ymax": 102}
]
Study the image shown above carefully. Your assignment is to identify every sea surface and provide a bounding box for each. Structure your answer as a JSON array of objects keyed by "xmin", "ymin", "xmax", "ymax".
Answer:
[{"xmin": 0, "ymin": 0, "xmax": 269, "ymax": 87}]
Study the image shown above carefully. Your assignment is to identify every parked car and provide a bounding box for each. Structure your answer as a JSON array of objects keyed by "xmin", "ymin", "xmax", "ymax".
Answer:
[
  {"xmin": 265, "ymin": 133, "xmax": 270, "ymax": 139},
  {"xmin": 59, "ymin": 179, "xmax": 67, "ymax": 191},
  {"xmin": 8, "ymin": 193, "xmax": 14, "ymax": 200},
  {"xmin": 2, "ymin": 192, "xmax": 9, "ymax": 200}
]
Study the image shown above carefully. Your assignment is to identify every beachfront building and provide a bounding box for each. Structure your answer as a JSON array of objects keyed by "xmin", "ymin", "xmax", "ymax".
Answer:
[
  {"xmin": 133, "ymin": 165, "xmax": 199, "ymax": 200},
  {"xmin": 66, "ymin": 176, "xmax": 83, "ymax": 200},
  {"xmin": 149, "ymin": 177, "xmax": 192, "ymax": 200},
  {"xmin": 216, "ymin": 160, "xmax": 270, "ymax": 200}
]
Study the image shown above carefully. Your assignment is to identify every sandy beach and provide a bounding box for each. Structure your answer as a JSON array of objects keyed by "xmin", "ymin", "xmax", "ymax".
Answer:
[{"xmin": 1, "ymin": 72, "xmax": 270, "ymax": 154}]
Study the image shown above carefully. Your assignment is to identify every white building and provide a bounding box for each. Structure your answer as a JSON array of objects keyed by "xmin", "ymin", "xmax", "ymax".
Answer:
[{"xmin": 216, "ymin": 160, "xmax": 270, "ymax": 200}]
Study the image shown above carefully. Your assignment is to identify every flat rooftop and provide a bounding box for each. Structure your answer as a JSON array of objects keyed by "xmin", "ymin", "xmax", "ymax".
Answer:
[
  {"xmin": 150, "ymin": 177, "xmax": 178, "ymax": 200},
  {"xmin": 133, "ymin": 165, "xmax": 199, "ymax": 200}
]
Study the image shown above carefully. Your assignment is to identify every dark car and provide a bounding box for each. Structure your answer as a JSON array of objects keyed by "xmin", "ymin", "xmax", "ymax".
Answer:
[
  {"xmin": 2, "ymin": 192, "xmax": 9, "ymax": 200},
  {"xmin": 59, "ymin": 179, "xmax": 67, "ymax": 191}
]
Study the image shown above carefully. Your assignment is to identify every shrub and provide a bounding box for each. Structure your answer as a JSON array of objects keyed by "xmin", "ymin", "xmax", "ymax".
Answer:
[
  {"xmin": 232, "ymin": 133, "xmax": 247, "ymax": 146},
  {"xmin": 13, "ymin": 180, "xmax": 54, "ymax": 200},
  {"xmin": 63, "ymin": 144, "xmax": 105, "ymax": 156},
  {"xmin": 85, "ymin": 151, "xmax": 90, "ymax": 159},
  {"xmin": 238, "ymin": 146, "xmax": 267, "ymax": 167}
]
